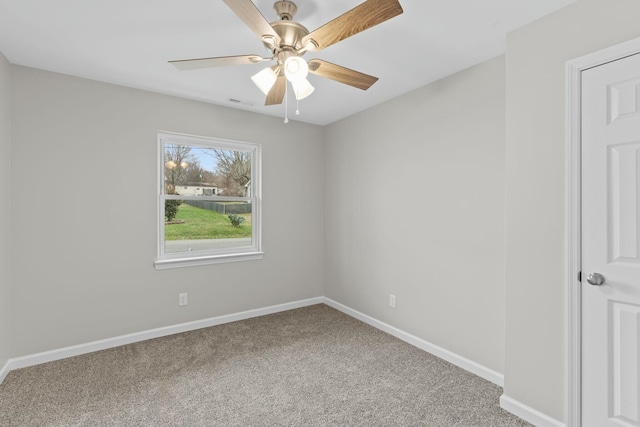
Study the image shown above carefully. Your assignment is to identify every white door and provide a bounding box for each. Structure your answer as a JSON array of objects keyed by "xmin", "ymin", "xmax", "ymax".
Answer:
[{"xmin": 582, "ymin": 52, "xmax": 640, "ymax": 427}]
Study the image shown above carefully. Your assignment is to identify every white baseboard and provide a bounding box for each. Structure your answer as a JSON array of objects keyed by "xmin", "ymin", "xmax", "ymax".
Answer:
[
  {"xmin": 0, "ymin": 359, "xmax": 10, "ymax": 384},
  {"xmin": 2, "ymin": 296, "xmax": 505, "ymax": 394},
  {"xmin": 4, "ymin": 297, "xmax": 323, "ymax": 375},
  {"xmin": 322, "ymin": 297, "xmax": 504, "ymax": 387},
  {"xmin": 500, "ymin": 395, "xmax": 565, "ymax": 427}
]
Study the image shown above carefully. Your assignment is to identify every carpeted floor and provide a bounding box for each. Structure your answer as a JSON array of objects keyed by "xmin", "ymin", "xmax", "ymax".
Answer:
[{"xmin": 0, "ymin": 304, "xmax": 530, "ymax": 426}]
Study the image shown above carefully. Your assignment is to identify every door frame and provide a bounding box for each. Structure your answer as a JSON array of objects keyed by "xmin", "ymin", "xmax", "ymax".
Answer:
[{"xmin": 566, "ymin": 37, "xmax": 640, "ymax": 427}]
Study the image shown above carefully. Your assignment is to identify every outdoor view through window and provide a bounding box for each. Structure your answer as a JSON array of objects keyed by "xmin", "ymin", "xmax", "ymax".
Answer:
[{"xmin": 157, "ymin": 133, "xmax": 261, "ymax": 267}]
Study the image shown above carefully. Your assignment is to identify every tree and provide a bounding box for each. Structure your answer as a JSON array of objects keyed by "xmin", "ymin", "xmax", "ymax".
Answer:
[
  {"xmin": 164, "ymin": 144, "xmax": 196, "ymax": 192},
  {"xmin": 213, "ymin": 150, "xmax": 251, "ymax": 196},
  {"xmin": 164, "ymin": 144, "xmax": 194, "ymax": 222},
  {"xmin": 184, "ymin": 162, "xmax": 206, "ymax": 184}
]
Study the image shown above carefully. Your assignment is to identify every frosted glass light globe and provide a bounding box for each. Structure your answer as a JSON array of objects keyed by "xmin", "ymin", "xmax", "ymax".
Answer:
[{"xmin": 284, "ymin": 57, "xmax": 309, "ymax": 82}]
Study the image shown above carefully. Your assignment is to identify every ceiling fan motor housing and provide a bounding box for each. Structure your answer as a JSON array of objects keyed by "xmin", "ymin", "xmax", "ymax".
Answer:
[
  {"xmin": 266, "ymin": 0, "xmax": 311, "ymax": 61},
  {"xmin": 268, "ymin": 21, "xmax": 309, "ymax": 56}
]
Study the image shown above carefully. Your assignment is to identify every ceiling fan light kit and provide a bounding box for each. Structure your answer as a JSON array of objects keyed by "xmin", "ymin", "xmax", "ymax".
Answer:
[{"xmin": 169, "ymin": 0, "xmax": 403, "ymax": 121}]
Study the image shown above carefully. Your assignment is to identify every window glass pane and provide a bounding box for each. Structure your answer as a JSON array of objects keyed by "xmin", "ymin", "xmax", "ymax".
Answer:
[
  {"xmin": 164, "ymin": 144, "xmax": 251, "ymax": 197},
  {"xmin": 164, "ymin": 200, "xmax": 253, "ymax": 254}
]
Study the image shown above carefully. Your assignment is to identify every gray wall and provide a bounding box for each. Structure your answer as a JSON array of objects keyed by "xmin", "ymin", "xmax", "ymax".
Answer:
[
  {"xmin": 0, "ymin": 52, "xmax": 11, "ymax": 369},
  {"xmin": 10, "ymin": 66, "xmax": 325, "ymax": 357},
  {"xmin": 324, "ymin": 56, "xmax": 507, "ymax": 375},
  {"xmin": 7, "ymin": 0, "xmax": 640, "ymax": 420},
  {"xmin": 504, "ymin": 0, "xmax": 640, "ymax": 421}
]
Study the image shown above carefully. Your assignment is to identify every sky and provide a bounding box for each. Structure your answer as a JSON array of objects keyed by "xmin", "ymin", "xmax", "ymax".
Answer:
[{"xmin": 189, "ymin": 145, "xmax": 218, "ymax": 173}]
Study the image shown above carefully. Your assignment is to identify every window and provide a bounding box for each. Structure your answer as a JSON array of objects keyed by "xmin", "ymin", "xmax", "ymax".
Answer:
[{"xmin": 155, "ymin": 132, "xmax": 262, "ymax": 269}]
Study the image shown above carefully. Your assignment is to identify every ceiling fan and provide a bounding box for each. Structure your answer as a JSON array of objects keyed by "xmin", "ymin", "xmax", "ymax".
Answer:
[{"xmin": 169, "ymin": 0, "xmax": 403, "ymax": 106}]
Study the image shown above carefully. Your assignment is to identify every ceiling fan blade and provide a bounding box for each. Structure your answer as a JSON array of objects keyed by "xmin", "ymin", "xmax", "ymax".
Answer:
[
  {"xmin": 302, "ymin": 0, "xmax": 403, "ymax": 52},
  {"xmin": 169, "ymin": 54, "xmax": 269, "ymax": 70},
  {"xmin": 223, "ymin": 0, "xmax": 281, "ymax": 45},
  {"xmin": 308, "ymin": 59, "xmax": 378, "ymax": 90},
  {"xmin": 265, "ymin": 75, "xmax": 286, "ymax": 105}
]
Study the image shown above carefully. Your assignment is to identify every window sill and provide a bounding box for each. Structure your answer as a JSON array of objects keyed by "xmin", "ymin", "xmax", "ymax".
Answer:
[{"xmin": 154, "ymin": 251, "xmax": 264, "ymax": 270}]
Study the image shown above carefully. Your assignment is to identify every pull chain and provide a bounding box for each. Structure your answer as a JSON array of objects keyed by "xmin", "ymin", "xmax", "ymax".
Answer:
[
  {"xmin": 284, "ymin": 82, "xmax": 289, "ymax": 124},
  {"xmin": 296, "ymin": 97, "xmax": 300, "ymax": 116}
]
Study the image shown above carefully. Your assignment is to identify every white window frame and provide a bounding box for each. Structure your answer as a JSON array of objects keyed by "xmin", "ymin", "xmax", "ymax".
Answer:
[{"xmin": 154, "ymin": 132, "xmax": 263, "ymax": 270}]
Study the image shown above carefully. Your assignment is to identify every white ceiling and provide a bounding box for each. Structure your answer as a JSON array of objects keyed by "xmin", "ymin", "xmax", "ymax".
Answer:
[{"xmin": 0, "ymin": 0, "xmax": 576, "ymax": 126}]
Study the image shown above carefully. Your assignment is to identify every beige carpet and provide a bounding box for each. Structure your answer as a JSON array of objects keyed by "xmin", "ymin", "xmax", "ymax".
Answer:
[{"xmin": 0, "ymin": 304, "xmax": 530, "ymax": 426}]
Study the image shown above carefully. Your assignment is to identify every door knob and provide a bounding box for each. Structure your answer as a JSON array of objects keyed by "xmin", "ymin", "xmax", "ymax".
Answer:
[{"xmin": 587, "ymin": 272, "xmax": 606, "ymax": 286}]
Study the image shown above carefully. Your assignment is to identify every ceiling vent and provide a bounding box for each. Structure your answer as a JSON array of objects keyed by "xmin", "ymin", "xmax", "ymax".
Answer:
[{"xmin": 227, "ymin": 98, "xmax": 255, "ymax": 107}]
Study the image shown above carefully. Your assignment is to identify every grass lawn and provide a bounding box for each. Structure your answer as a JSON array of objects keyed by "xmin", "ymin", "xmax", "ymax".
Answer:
[{"xmin": 165, "ymin": 203, "xmax": 251, "ymax": 240}]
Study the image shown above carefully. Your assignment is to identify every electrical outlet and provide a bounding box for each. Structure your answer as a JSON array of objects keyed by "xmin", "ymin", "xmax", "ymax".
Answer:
[
  {"xmin": 389, "ymin": 294, "xmax": 396, "ymax": 309},
  {"xmin": 179, "ymin": 293, "xmax": 188, "ymax": 306}
]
